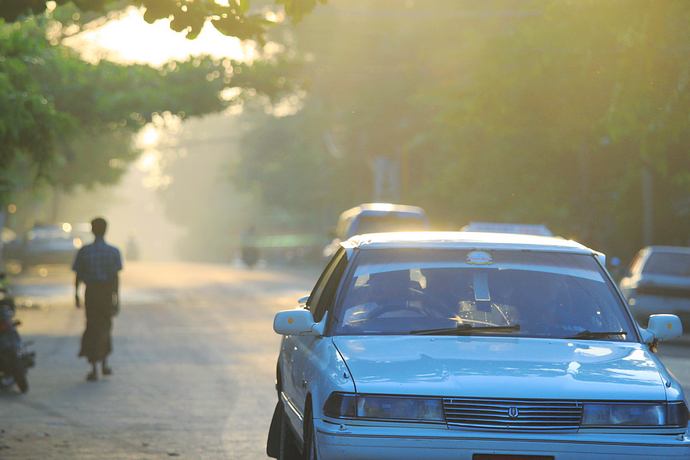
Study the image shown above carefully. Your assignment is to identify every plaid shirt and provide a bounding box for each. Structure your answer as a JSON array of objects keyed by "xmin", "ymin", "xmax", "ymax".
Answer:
[{"xmin": 72, "ymin": 238, "xmax": 123, "ymax": 284}]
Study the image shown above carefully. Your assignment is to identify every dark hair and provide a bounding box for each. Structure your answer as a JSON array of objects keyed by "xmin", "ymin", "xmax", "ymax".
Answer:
[{"xmin": 91, "ymin": 217, "xmax": 107, "ymax": 237}]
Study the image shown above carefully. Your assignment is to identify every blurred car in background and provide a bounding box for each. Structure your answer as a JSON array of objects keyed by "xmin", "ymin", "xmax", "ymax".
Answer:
[
  {"xmin": 620, "ymin": 246, "xmax": 690, "ymax": 329},
  {"xmin": 69, "ymin": 223, "xmax": 93, "ymax": 247},
  {"xmin": 461, "ymin": 221, "xmax": 554, "ymax": 237},
  {"xmin": 1, "ymin": 228, "xmax": 17, "ymax": 265},
  {"xmin": 323, "ymin": 203, "xmax": 429, "ymax": 258},
  {"xmin": 4, "ymin": 224, "xmax": 80, "ymax": 271}
]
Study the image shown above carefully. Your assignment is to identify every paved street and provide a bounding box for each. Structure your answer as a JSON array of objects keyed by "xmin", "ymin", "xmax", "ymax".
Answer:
[
  {"xmin": 1, "ymin": 261, "xmax": 689, "ymax": 459},
  {"xmin": 1, "ymin": 262, "xmax": 314, "ymax": 459}
]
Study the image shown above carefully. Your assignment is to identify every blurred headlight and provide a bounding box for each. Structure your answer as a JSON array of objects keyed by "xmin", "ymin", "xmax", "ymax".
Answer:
[
  {"xmin": 582, "ymin": 402, "xmax": 688, "ymax": 427},
  {"xmin": 324, "ymin": 393, "xmax": 444, "ymax": 422}
]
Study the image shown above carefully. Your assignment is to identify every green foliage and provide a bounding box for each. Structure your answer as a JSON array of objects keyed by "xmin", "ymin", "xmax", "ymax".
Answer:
[
  {"xmin": 0, "ymin": 0, "xmax": 326, "ymax": 40},
  {"xmin": 0, "ymin": 19, "xmax": 66, "ymax": 184},
  {"xmin": 233, "ymin": 0, "xmax": 690, "ymax": 256},
  {"xmin": 411, "ymin": 0, "xmax": 690, "ymax": 254},
  {"xmin": 0, "ymin": 16, "xmax": 222, "ymax": 199},
  {"xmin": 0, "ymin": 13, "xmax": 302, "ymax": 204},
  {"xmin": 233, "ymin": 104, "xmax": 355, "ymax": 228}
]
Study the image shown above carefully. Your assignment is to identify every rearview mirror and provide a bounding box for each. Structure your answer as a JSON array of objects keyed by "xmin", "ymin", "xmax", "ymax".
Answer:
[
  {"xmin": 273, "ymin": 309, "xmax": 320, "ymax": 336},
  {"xmin": 646, "ymin": 314, "xmax": 683, "ymax": 342}
]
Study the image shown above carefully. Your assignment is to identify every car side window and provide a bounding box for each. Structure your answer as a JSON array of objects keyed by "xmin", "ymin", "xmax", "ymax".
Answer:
[
  {"xmin": 307, "ymin": 249, "xmax": 345, "ymax": 314},
  {"xmin": 312, "ymin": 254, "xmax": 349, "ymax": 322},
  {"xmin": 307, "ymin": 249, "xmax": 347, "ymax": 322}
]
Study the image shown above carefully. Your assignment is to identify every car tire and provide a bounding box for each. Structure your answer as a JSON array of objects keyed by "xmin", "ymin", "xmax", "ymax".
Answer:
[
  {"xmin": 303, "ymin": 408, "xmax": 317, "ymax": 460},
  {"xmin": 279, "ymin": 406, "xmax": 301, "ymax": 460}
]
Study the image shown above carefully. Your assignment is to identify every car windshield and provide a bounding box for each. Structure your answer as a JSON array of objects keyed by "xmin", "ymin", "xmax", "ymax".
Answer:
[
  {"xmin": 27, "ymin": 228, "xmax": 71, "ymax": 241},
  {"xmin": 333, "ymin": 249, "xmax": 635, "ymax": 340},
  {"xmin": 643, "ymin": 252, "xmax": 690, "ymax": 277},
  {"xmin": 351, "ymin": 214, "xmax": 427, "ymax": 237}
]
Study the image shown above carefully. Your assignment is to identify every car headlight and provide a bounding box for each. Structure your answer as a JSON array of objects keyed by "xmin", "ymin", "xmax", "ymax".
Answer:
[
  {"xmin": 582, "ymin": 401, "xmax": 688, "ymax": 427},
  {"xmin": 324, "ymin": 392, "xmax": 444, "ymax": 422}
]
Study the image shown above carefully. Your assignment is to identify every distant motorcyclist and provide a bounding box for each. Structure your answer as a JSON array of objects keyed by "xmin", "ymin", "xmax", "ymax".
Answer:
[{"xmin": 240, "ymin": 226, "xmax": 259, "ymax": 268}]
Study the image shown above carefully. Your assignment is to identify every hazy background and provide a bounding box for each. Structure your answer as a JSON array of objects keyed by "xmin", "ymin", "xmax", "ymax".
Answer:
[{"xmin": 2, "ymin": 0, "xmax": 689, "ymax": 266}]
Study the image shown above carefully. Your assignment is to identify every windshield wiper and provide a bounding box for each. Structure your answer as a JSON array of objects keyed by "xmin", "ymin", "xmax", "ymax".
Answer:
[
  {"xmin": 410, "ymin": 324, "xmax": 520, "ymax": 336},
  {"xmin": 565, "ymin": 330, "xmax": 627, "ymax": 340}
]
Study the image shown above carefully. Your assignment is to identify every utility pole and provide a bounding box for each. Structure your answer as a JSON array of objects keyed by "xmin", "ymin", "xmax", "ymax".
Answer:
[{"xmin": 373, "ymin": 155, "xmax": 400, "ymax": 202}]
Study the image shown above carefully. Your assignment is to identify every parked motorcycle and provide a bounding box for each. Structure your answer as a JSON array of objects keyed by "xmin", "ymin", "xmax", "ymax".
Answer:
[{"xmin": 0, "ymin": 273, "xmax": 35, "ymax": 393}]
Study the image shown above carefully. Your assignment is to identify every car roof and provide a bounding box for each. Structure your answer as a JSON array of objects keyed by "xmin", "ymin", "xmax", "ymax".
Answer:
[
  {"xmin": 340, "ymin": 203, "xmax": 426, "ymax": 219},
  {"xmin": 645, "ymin": 246, "xmax": 690, "ymax": 254},
  {"xmin": 342, "ymin": 231, "xmax": 596, "ymax": 255}
]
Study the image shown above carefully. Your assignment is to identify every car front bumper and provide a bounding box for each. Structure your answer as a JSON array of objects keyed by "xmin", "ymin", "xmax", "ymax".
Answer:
[{"xmin": 315, "ymin": 419, "xmax": 690, "ymax": 460}]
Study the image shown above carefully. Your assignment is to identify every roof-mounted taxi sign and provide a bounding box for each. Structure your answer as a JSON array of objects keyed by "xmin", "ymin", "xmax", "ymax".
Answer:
[{"xmin": 466, "ymin": 250, "xmax": 493, "ymax": 265}]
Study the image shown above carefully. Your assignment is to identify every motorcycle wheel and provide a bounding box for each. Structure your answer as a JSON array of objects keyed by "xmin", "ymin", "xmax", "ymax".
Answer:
[{"xmin": 13, "ymin": 362, "xmax": 28, "ymax": 393}]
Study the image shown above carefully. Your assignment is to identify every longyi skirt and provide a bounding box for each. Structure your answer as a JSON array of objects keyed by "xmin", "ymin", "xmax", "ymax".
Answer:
[{"xmin": 79, "ymin": 282, "xmax": 114, "ymax": 363}]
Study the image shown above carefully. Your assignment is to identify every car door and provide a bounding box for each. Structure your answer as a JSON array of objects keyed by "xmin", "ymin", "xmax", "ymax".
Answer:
[{"xmin": 290, "ymin": 249, "xmax": 348, "ymax": 419}]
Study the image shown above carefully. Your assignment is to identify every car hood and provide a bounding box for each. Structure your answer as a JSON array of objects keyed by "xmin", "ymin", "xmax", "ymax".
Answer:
[{"xmin": 332, "ymin": 336, "xmax": 669, "ymax": 400}]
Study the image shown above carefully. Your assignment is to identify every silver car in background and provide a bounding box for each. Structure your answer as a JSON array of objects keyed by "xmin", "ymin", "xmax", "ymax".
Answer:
[
  {"xmin": 323, "ymin": 203, "xmax": 429, "ymax": 258},
  {"xmin": 620, "ymin": 246, "xmax": 690, "ymax": 329}
]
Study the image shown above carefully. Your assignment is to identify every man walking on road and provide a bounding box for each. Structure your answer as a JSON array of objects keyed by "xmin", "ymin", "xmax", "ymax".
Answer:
[{"xmin": 72, "ymin": 217, "xmax": 123, "ymax": 381}]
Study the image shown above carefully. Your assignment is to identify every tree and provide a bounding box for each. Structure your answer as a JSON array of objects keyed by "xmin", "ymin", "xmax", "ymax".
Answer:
[
  {"xmin": 231, "ymin": 0, "xmax": 690, "ymax": 257},
  {"xmin": 0, "ymin": 12, "xmax": 302, "ymax": 206},
  {"xmin": 412, "ymin": 0, "xmax": 690, "ymax": 254},
  {"xmin": 0, "ymin": 0, "xmax": 328, "ymax": 40}
]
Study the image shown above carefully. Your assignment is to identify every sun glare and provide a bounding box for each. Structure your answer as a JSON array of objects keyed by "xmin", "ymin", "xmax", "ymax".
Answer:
[
  {"xmin": 137, "ymin": 151, "xmax": 158, "ymax": 171},
  {"xmin": 138, "ymin": 125, "xmax": 160, "ymax": 148},
  {"xmin": 65, "ymin": 7, "xmax": 252, "ymax": 66}
]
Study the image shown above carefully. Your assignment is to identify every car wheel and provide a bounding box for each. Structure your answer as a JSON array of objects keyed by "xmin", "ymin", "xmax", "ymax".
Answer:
[
  {"xmin": 279, "ymin": 407, "xmax": 301, "ymax": 460},
  {"xmin": 303, "ymin": 406, "xmax": 317, "ymax": 460}
]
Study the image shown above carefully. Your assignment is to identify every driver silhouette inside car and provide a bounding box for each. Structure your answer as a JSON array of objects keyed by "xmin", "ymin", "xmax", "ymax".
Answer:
[
  {"xmin": 511, "ymin": 273, "xmax": 578, "ymax": 336},
  {"xmin": 366, "ymin": 270, "xmax": 418, "ymax": 311},
  {"xmin": 342, "ymin": 270, "xmax": 421, "ymax": 324},
  {"xmin": 421, "ymin": 268, "xmax": 475, "ymax": 316}
]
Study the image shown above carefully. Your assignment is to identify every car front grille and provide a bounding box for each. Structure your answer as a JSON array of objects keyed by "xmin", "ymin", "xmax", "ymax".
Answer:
[{"xmin": 443, "ymin": 397, "xmax": 583, "ymax": 431}]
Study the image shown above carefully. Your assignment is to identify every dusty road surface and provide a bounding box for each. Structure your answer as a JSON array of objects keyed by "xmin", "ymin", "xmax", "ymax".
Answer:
[
  {"xmin": 1, "ymin": 261, "xmax": 689, "ymax": 459},
  {"xmin": 1, "ymin": 262, "xmax": 315, "ymax": 459}
]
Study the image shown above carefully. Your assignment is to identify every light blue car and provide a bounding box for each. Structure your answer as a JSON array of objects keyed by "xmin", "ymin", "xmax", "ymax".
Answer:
[{"xmin": 268, "ymin": 232, "xmax": 690, "ymax": 460}]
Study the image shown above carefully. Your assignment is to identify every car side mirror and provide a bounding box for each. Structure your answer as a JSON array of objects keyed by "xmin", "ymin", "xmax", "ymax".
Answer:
[
  {"xmin": 646, "ymin": 314, "xmax": 683, "ymax": 342},
  {"xmin": 273, "ymin": 309, "xmax": 323, "ymax": 336}
]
